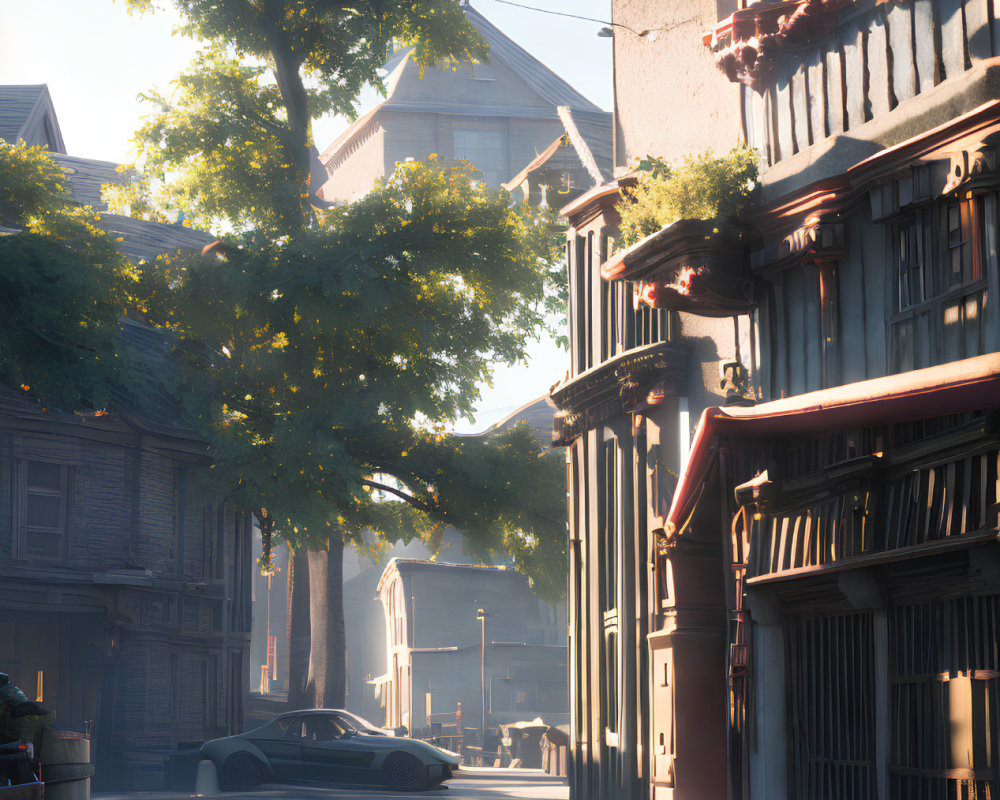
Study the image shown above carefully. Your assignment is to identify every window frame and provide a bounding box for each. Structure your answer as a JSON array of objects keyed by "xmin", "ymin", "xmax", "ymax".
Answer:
[
  {"xmin": 889, "ymin": 192, "xmax": 989, "ymax": 372},
  {"xmin": 13, "ymin": 458, "xmax": 70, "ymax": 563}
]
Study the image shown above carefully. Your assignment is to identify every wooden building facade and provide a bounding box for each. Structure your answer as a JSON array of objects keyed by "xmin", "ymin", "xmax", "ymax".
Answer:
[
  {"xmin": 0, "ymin": 86, "xmax": 253, "ymax": 791},
  {"xmin": 554, "ymin": 0, "xmax": 1000, "ymax": 798}
]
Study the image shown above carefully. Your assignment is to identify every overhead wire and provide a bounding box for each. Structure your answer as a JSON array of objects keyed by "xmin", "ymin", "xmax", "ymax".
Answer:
[{"xmin": 479, "ymin": 0, "xmax": 612, "ymax": 27}]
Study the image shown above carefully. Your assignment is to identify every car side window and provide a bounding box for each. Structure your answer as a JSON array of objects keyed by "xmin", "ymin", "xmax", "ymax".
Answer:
[
  {"xmin": 306, "ymin": 716, "xmax": 348, "ymax": 742},
  {"xmin": 281, "ymin": 718, "xmax": 307, "ymax": 740}
]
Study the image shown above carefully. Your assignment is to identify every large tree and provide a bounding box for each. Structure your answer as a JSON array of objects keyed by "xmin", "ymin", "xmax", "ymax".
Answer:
[
  {"xmin": 124, "ymin": 0, "xmax": 567, "ymax": 709},
  {"xmin": 0, "ymin": 142, "xmax": 149, "ymax": 410}
]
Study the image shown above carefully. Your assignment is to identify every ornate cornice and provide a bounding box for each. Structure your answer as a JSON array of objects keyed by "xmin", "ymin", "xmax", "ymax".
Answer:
[
  {"xmin": 602, "ymin": 219, "xmax": 758, "ymax": 317},
  {"xmin": 550, "ymin": 341, "xmax": 688, "ymax": 445},
  {"xmin": 704, "ymin": 0, "xmax": 856, "ymax": 90}
]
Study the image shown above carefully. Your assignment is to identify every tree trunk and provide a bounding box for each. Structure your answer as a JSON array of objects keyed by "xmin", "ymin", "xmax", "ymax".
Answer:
[
  {"xmin": 287, "ymin": 547, "xmax": 311, "ymax": 708},
  {"xmin": 304, "ymin": 535, "xmax": 347, "ymax": 708}
]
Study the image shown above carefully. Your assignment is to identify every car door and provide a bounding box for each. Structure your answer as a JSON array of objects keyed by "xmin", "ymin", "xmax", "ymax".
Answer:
[
  {"xmin": 299, "ymin": 714, "xmax": 379, "ymax": 783},
  {"xmin": 248, "ymin": 716, "xmax": 305, "ymax": 779}
]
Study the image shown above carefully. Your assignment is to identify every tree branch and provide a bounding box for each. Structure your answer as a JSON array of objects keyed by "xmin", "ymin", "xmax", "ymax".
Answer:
[{"xmin": 358, "ymin": 478, "xmax": 437, "ymax": 513}]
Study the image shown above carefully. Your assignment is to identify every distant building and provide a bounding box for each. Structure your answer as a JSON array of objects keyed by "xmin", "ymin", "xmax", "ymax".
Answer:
[
  {"xmin": 373, "ymin": 558, "xmax": 567, "ymax": 740},
  {"xmin": 317, "ymin": 4, "xmax": 611, "ymax": 204},
  {"xmin": 0, "ymin": 85, "xmax": 252, "ymax": 791}
]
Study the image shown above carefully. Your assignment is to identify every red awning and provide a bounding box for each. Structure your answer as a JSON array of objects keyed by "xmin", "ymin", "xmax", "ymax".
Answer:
[{"xmin": 665, "ymin": 353, "xmax": 1000, "ymax": 537}]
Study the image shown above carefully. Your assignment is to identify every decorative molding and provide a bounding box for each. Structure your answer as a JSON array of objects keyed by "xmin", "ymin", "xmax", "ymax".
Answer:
[{"xmin": 550, "ymin": 341, "xmax": 687, "ymax": 445}]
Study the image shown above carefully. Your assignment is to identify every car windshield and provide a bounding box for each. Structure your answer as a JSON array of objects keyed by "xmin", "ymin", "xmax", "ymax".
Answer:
[{"xmin": 335, "ymin": 710, "xmax": 386, "ymax": 734}]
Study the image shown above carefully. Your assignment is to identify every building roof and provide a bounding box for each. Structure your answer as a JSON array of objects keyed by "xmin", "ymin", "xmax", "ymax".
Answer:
[
  {"xmin": 665, "ymin": 353, "xmax": 1000, "ymax": 539},
  {"xmin": 476, "ymin": 395, "xmax": 557, "ymax": 441},
  {"xmin": 503, "ymin": 107, "xmax": 612, "ymax": 194},
  {"xmin": 376, "ymin": 556, "xmax": 514, "ymax": 595},
  {"xmin": 0, "ymin": 85, "xmax": 65, "ymax": 152},
  {"xmin": 50, "ymin": 153, "xmax": 123, "ymax": 208},
  {"xmin": 98, "ymin": 214, "xmax": 217, "ymax": 264},
  {"xmin": 319, "ymin": 4, "xmax": 603, "ymax": 172},
  {"xmin": 463, "ymin": 4, "xmax": 601, "ymax": 112}
]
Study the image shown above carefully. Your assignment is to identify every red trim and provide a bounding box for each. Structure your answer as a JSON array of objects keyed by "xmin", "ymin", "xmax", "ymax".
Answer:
[
  {"xmin": 665, "ymin": 353, "xmax": 1000, "ymax": 537},
  {"xmin": 846, "ymin": 99, "xmax": 1000, "ymax": 180}
]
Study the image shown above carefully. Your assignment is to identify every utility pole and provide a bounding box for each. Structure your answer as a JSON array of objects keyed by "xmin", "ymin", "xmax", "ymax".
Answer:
[{"xmin": 477, "ymin": 608, "xmax": 486, "ymax": 749}]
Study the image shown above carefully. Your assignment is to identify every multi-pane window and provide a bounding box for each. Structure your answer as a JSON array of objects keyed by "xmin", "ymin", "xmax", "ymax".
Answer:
[
  {"xmin": 453, "ymin": 128, "xmax": 505, "ymax": 187},
  {"xmin": 895, "ymin": 209, "xmax": 928, "ymax": 310},
  {"xmin": 891, "ymin": 195, "xmax": 989, "ymax": 372},
  {"xmin": 14, "ymin": 460, "xmax": 69, "ymax": 560}
]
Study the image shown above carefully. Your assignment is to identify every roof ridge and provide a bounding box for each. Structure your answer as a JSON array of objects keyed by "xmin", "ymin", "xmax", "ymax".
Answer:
[{"xmin": 463, "ymin": 3, "xmax": 602, "ymax": 112}]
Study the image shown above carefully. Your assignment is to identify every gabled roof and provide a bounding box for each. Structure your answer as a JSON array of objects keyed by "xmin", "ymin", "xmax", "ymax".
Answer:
[
  {"xmin": 318, "ymin": 4, "xmax": 603, "ymax": 174},
  {"xmin": 503, "ymin": 107, "xmax": 612, "ymax": 193},
  {"xmin": 0, "ymin": 85, "xmax": 66, "ymax": 153},
  {"xmin": 463, "ymin": 4, "xmax": 601, "ymax": 112}
]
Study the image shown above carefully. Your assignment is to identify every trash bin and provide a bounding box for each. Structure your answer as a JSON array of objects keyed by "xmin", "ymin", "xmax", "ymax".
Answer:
[{"xmin": 38, "ymin": 726, "xmax": 93, "ymax": 800}]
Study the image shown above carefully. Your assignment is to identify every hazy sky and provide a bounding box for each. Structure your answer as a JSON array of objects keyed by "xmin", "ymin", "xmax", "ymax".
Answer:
[{"xmin": 0, "ymin": 0, "xmax": 613, "ymax": 430}]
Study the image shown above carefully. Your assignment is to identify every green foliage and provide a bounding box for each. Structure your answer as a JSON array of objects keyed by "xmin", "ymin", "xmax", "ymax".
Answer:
[
  {"xmin": 132, "ymin": 50, "xmax": 308, "ymax": 235},
  {"xmin": 617, "ymin": 147, "xmax": 759, "ymax": 247},
  {"xmin": 125, "ymin": 0, "xmax": 486, "ymax": 234},
  {"xmin": 124, "ymin": 0, "xmax": 567, "ymax": 598},
  {"xmin": 158, "ymin": 158, "xmax": 564, "ymax": 591},
  {"xmin": 127, "ymin": 0, "xmax": 486, "ymax": 109},
  {"xmin": 0, "ymin": 143, "xmax": 140, "ymax": 410}
]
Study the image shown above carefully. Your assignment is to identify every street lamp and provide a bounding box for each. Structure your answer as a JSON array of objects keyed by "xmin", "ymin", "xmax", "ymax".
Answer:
[{"xmin": 476, "ymin": 608, "xmax": 486, "ymax": 749}]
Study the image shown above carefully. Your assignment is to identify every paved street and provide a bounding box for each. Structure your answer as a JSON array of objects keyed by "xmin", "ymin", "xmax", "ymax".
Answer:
[{"xmin": 93, "ymin": 768, "xmax": 568, "ymax": 800}]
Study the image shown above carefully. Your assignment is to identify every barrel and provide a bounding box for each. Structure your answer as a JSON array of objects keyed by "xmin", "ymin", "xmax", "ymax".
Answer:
[{"xmin": 38, "ymin": 727, "xmax": 93, "ymax": 800}]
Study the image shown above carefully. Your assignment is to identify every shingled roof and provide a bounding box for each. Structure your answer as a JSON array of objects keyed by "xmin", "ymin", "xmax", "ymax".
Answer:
[
  {"xmin": 319, "ymin": 4, "xmax": 603, "ymax": 172},
  {"xmin": 0, "ymin": 85, "xmax": 65, "ymax": 152},
  {"xmin": 462, "ymin": 4, "xmax": 601, "ymax": 112},
  {"xmin": 503, "ymin": 107, "xmax": 613, "ymax": 194},
  {"xmin": 49, "ymin": 153, "xmax": 123, "ymax": 208}
]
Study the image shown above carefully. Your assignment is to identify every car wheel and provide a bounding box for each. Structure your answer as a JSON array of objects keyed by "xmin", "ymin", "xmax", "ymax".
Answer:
[
  {"xmin": 383, "ymin": 752, "xmax": 428, "ymax": 791},
  {"xmin": 221, "ymin": 752, "xmax": 264, "ymax": 790}
]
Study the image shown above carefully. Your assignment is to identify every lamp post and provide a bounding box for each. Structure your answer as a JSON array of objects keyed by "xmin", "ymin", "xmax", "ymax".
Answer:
[{"xmin": 476, "ymin": 608, "xmax": 486, "ymax": 749}]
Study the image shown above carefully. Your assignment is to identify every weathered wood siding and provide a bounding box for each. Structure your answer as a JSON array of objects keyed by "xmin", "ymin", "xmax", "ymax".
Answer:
[
  {"xmin": 138, "ymin": 450, "xmax": 178, "ymax": 573},
  {"xmin": 71, "ymin": 441, "xmax": 131, "ymax": 570},
  {"xmin": 0, "ymin": 410, "xmax": 250, "ymax": 791},
  {"xmin": 746, "ymin": 0, "xmax": 1000, "ymax": 166}
]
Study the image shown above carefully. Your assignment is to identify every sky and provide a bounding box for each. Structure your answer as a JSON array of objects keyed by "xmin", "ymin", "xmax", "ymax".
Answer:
[{"xmin": 0, "ymin": 0, "xmax": 612, "ymax": 431}]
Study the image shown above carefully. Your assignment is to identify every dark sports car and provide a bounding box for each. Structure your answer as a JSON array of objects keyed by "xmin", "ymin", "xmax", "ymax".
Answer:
[{"xmin": 201, "ymin": 709, "xmax": 460, "ymax": 791}]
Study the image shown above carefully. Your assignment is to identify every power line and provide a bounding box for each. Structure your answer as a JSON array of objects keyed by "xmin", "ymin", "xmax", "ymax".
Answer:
[{"xmin": 480, "ymin": 0, "xmax": 612, "ymax": 27}]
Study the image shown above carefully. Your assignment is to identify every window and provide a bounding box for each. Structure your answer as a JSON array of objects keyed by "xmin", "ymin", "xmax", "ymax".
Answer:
[
  {"xmin": 453, "ymin": 128, "xmax": 505, "ymax": 187},
  {"xmin": 470, "ymin": 62, "xmax": 496, "ymax": 81},
  {"xmin": 890, "ymin": 194, "xmax": 989, "ymax": 372},
  {"xmin": 14, "ymin": 460, "xmax": 69, "ymax": 560},
  {"xmin": 889, "ymin": 596, "xmax": 999, "ymax": 799},
  {"xmin": 786, "ymin": 612, "xmax": 876, "ymax": 799}
]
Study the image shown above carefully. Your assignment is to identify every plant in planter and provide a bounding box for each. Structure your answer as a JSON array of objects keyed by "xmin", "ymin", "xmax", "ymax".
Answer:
[{"xmin": 616, "ymin": 147, "xmax": 759, "ymax": 247}]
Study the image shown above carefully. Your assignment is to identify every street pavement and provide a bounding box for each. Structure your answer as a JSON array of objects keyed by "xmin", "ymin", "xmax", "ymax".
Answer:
[{"xmin": 93, "ymin": 767, "xmax": 568, "ymax": 800}]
